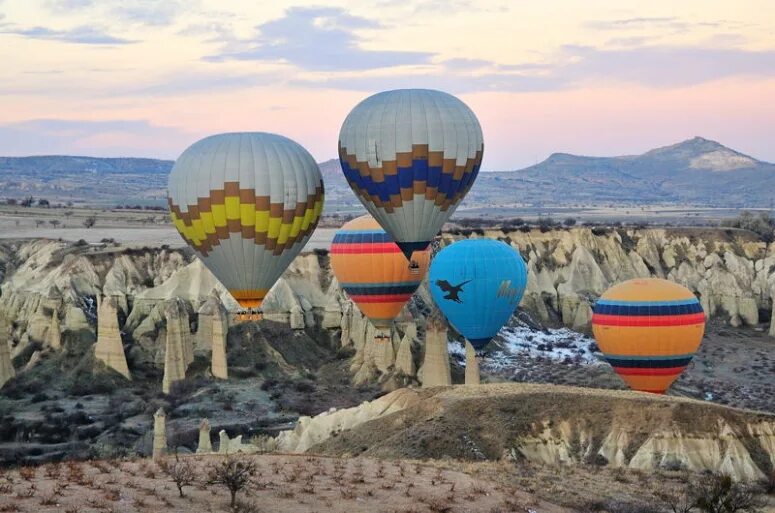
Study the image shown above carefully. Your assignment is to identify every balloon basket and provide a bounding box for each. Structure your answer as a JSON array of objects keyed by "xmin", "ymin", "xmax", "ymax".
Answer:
[
  {"xmin": 408, "ymin": 261, "xmax": 421, "ymax": 275},
  {"xmin": 235, "ymin": 309, "xmax": 263, "ymax": 322}
]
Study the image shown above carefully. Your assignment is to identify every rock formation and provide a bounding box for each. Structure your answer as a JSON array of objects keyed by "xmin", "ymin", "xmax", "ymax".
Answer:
[
  {"xmin": 196, "ymin": 291, "xmax": 220, "ymax": 353},
  {"xmin": 217, "ymin": 430, "xmax": 259, "ymax": 454},
  {"xmin": 46, "ymin": 313, "xmax": 61, "ymax": 350},
  {"xmin": 162, "ymin": 299, "xmax": 193, "ymax": 394},
  {"xmin": 210, "ymin": 305, "xmax": 228, "ymax": 380},
  {"xmin": 3, "ymin": 227, "xmax": 775, "ymax": 392},
  {"xmin": 94, "ymin": 296, "xmax": 131, "ymax": 379},
  {"xmin": 152, "ymin": 408, "xmax": 166, "ymax": 461},
  {"xmin": 421, "ymin": 311, "xmax": 452, "ymax": 387},
  {"xmin": 298, "ymin": 384, "xmax": 775, "ymax": 482},
  {"xmin": 275, "ymin": 388, "xmax": 421, "ymax": 453},
  {"xmin": 289, "ymin": 305, "xmax": 305, "ymax": 330},
  {"xmin": 464, "ymin": 342, "xmax": 480, "ymax": 385},
  {"xmin": 218, "ymin": 430, "xmax": 230, "ymax": 454},
  {"xmin": 197, "ymin": 418, "xmax": 213, "ymax": 454},
  {"xmin": 395, "ymin": 333, "xmax": 415, "ymax": 377},
  {"xmin": 0, "ymin": 320, "xmax": 15, "ymax": 388}
]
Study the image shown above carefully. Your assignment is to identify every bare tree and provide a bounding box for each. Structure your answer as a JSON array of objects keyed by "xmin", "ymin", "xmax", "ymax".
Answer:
[
  {"xmin": 83, "ymin": 216, "xmax": 96, "ymax": 228},
  {"xmin": 35, "ymin": 220, "xmax": 45, "ymax": 228},
  {"xmin": 158, "ymin": 453, "xmax": 196, "ymax": 498},
  {"xmin": 207, "ymin": 456, "xmax": 256, "ymax": 508},
  {"xmin": 693, "ymin": 474, "xmax": 764, "ymax": 513},
  {"xmin": 48, "ymin": 219, "xmax": 60, "ymax": 228}
]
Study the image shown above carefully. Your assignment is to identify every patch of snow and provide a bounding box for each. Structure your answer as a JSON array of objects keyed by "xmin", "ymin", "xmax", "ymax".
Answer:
[{"xmin": 448, "ymin": 323, "xmax": 604, "ymax": 372}]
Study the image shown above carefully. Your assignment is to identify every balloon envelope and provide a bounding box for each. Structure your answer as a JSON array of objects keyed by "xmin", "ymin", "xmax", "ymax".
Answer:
[
  {"xmin": 339, "ymin": 89, "xmax": 483, "ymax": 259},
  {"xmin": 167, "ymin": 132, "xmax": 324, "ymax": 309},
  {"xmin": 429, "ymin": 239, "xmax": 527, "ymax": 349},
  {"xmin": 331, "ymin": 215, "xmax": 430, "ymax": 328},
  {"xmin": 592, "ymin": 278, "xmax": 705, "ymax": 394}
]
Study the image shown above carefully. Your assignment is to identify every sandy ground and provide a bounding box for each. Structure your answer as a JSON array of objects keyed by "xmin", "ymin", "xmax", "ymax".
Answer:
[{"xmin": 0, "ymin": 454, "xmax": 568, "ymax": 513}]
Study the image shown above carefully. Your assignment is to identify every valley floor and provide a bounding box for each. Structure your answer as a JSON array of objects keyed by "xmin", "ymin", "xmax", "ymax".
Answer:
[{"xmin": 0, "ymin": 453, "xmax": 570, "ymax": 513}]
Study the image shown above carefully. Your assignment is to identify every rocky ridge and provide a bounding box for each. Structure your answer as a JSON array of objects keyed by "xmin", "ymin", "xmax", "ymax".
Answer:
[{"xmin": 304, "ymin": 384, "xmax": 775, "ymax": 482}]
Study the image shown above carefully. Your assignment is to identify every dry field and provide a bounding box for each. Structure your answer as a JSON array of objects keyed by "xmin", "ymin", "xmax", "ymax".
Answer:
[{"xmin": 0, "ymin": 453, "xmax": 569, "ymax": 513}]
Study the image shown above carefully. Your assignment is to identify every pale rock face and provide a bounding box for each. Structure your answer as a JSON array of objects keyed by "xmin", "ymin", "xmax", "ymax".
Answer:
[
  {"xmin": 421, "ymin": 312, "xmax": 452, "ymax": 388},
  {"xmin": 289, "ymin": 305, "xmax": 305, "ymax": 330},
  {"xmin": 94, "ymin": 296, "xmax": 131, "ymax": 379},
  {"xmin": 464, "ymin": 342, "xmax": 480, "ymax": 385},
  {"xmin": 322, "ymin": 293, "xmax": 343, "ymax": 329},
  {"xmin": 628, "ymin": 421, "xmax": 766, "ymax": 481},
  {"xmin": 153, "ymin": 408, "xmax": 166, "ymax": 461},
  {"xmin": 0, "ymin": 320, "xmax": 16, "ymax": 388},
  {"xmin": 63, "ymin": 299, "xmax": 92, "ymax": 332},
  {"xmin": 162, "ymin": 299, "xmax": 193, "ymax": 394},
  {"xmin": 197, "ymin": 418, "xmax": 213, "ymax": 454},
  {"xmin": 275, "ymin": 388, "xmax": 421, "ymax": 453},
  {"xmin": 395, "ymin": 334, "xmax": 415, "ymax": 377},
  {"xmin": 217, "ymin": 430, "xmax": 259, "ymax": 454},
  {"xmin": 210, "ymin": 303, "xmax": 228, "ymax": 380},
  {"xmin": 47, "ymin": 313, "xmax": 61, "ymax": 350},
  {"xmin": 196, "ymin": 290, "xmax": 221, "ymax": 353}
]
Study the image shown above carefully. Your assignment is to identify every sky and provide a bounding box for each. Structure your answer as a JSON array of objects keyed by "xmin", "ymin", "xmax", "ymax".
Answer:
[{"xmin": 0, "ymin": 0, "xmax": 773, "ymax": 170}]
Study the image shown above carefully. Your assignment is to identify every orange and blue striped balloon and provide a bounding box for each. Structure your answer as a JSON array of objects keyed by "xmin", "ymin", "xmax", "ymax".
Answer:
[
  {"xmin": 592, "ymin": 278, "xmax": 705, "ymax": 394},
  {"xmin": 330, "ymin": 215, "xmax": 430, "ymax": 329}
]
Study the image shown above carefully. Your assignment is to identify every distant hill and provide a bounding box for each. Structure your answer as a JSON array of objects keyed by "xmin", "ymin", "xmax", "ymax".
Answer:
[
  {"xmin": 465, "ymin": 137, "xmax": 775, "ymax": 208},
  {"xmin": 0, "ymin": 155, "xmax": 172, "ymax": 206},
  {"xmin": 1, "ymin": 137, "xmax": 773, "ymax": 208}
]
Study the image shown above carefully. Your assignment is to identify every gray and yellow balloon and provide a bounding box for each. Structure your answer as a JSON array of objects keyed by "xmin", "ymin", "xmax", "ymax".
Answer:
[{"xmin": 167, "ymin": 132, "xmax": 324, "ymax": 316}]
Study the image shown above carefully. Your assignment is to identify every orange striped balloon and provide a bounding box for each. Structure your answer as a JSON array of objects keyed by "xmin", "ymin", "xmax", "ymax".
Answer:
[
  {"xmin": 592, "ymin": 278, "xmax": 705, "ymax": 394},
  {"xmin": 331, "ymin": 215, "xmax": 430, "ymax": 329}
]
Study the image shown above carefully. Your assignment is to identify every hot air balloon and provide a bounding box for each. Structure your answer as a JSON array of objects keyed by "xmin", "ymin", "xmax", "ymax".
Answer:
[
  {"xmin": 330, "ymin": 215, "xmax": 430, "ymax": 340},
  {"xmin": 338, "ymin": 89, "xmax": 483, "ymax": 263},
  {"xmin": 592, "ymin": 278, "xmax": 705, "ymax": 394},
  {"xmin": 167, "ymin": 132, "xmax": 324, "ymax": 319},
  {"xmin": 429, "ymin": 239, "xmax": 527, "ymax": 350}
]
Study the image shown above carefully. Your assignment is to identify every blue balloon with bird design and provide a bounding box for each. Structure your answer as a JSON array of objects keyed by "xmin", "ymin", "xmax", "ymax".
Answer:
[{"xmin": 429, "ymin": 239, "xmax": 528, "ymax": 350}]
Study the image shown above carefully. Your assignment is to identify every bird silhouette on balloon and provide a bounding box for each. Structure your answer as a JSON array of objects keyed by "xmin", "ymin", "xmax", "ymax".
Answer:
[{"xmin": 435, "ymin": 279, "xmax": 472, "ymax": 303}]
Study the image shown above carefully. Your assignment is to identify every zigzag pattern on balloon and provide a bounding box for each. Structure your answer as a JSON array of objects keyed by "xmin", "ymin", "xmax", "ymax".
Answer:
[
  {"xmin": 338, "ymin": 144, "xmax": 482, "ymax": 213},
  {"xmin": 168, "ymin": 183, "xmax": 323, "ymax": 256}
]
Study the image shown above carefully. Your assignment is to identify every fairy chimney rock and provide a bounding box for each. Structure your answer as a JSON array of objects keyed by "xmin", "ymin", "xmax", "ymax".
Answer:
[
  {"xmin": 95, "ymin": 296, "xmax": 131, "ymax": 379},
  {"xmin": 465, "ymin": 341, "xmax": 481, "ymax": 385},
  {"xmin": 152, "ymin": 408, "xmax": 167, "ymax": 460},
  {"xmin": 162, "ymin": 299, "xmax": 192, "ymax": 394},
  {"xmin": 421, "ymin": 310, "xmax": 452, "ymax": 387},
  {"xmin": 197, "ymin": 418, "xmax": 213, "ymax": 454}
]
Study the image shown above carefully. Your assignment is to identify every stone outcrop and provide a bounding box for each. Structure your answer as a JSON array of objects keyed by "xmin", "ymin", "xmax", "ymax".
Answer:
[
  {"xmin": 199, "ymin": 291, "xmax": 228, "ymax": 379},
  {"xmin": 195, "ymin": 291, "xmax": 220, "ymax": 353},
  {"xmin": 210, "ymin": 305, "xmax": 228, "ymax": 380},
  {"xmin": 47, "ymin": 313, "xmax": 61, "ymax": 350},
  {"xmin": 162, "ymin": 299, "xmax": 193, "ymax": 394},
  {"xmin": 152, "ymin": 408, "xmax": 166, "ymax": 461},
  {"xmin": 94, "ymin": 296, "xmax": 131, "ymax": 379},
  {"xmin": 218, "ymin": 430, "xmax": 259, "ymax": 455},
  {"xmin": 275, "ymin": 388, "xmax": 421, "ymax": 453},
  {"xmin": 0, "ymin": 320, "xmax": 15, "ymax": 388},
  {"xmin": 420, "ymin": 311, "xmax": 452, "ymax": 387},
  {"xmin": 395, "ymin": 333, "xmax": 415, "ymax": 377},
  {"xmin": 464, "ymin": 342, "xmax": 480, "ymax": 385},
  {"xmin": 303, "ymin": 384, "xmax": 775, "ymax": 482},
  {"xmin": 197, "ymin": 418, "xmax": 213, "ymax": 454}
]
